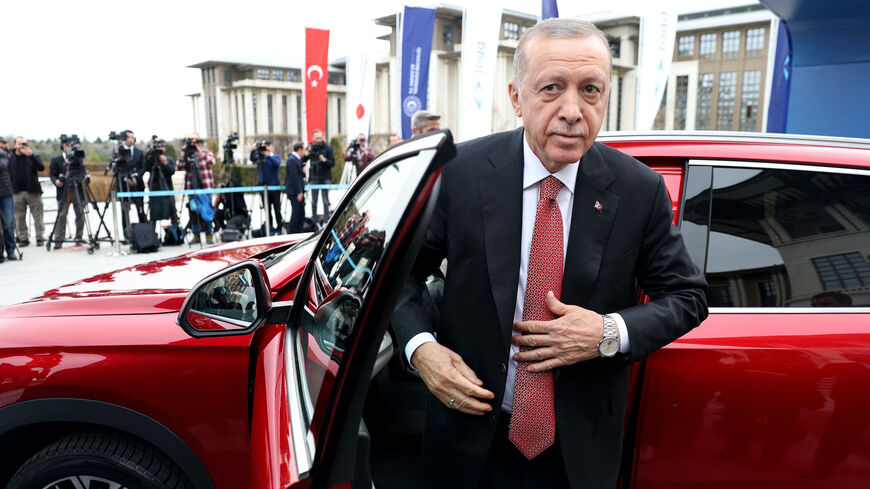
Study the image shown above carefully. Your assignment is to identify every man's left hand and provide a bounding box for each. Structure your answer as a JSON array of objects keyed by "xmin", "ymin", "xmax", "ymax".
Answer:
[{"xmin": 512, "ymin": 291, "xmax": 605, "ymax": 372}]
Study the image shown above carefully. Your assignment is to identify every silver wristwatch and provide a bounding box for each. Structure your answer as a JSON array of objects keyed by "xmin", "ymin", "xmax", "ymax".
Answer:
[{"xmin": 597, "ymin": 314, "xmax": 619, "ymax": 358}]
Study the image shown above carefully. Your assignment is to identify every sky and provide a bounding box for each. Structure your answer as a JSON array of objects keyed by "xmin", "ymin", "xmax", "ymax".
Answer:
[{"xmin": 2, "ymin": 0, "xmax": 754, "ymax": 141}]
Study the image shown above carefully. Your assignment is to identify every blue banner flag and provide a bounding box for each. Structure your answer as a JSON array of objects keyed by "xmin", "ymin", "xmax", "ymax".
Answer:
[
  {"xmin": 400, "ymin": 7, "xmax": 436, "ymax": 139},
  {"xmin": 542, "ymin": 0, "xmax": 559, "ymax": 19},
  {"xmin": 766, "ymin": 20, "xmax": 792, "ymax": 133}
]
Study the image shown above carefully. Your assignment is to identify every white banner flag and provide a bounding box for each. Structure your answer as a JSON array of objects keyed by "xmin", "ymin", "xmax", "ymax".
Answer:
[
  {"xmin": 458, "ymin": 5, "xmax": 502, "ymax": 142},
  {"xmin": 635, "ymin": 9, "xmax": 677, "ymax": 131},
  {"xmin": 346, "ymin": 32, "xmax": 377, "ymax": 141}
]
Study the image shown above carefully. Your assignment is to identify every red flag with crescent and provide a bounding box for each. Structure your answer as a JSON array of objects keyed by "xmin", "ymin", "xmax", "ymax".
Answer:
[{"xmin": 305, "ymin": 28, "xmax": 329, "ymax": 142}]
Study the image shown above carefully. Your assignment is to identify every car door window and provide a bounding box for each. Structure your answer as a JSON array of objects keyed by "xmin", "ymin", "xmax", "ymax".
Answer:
[
  {"xmin": 685, "ymin": 162, "xmax": 870, "ymax": 307},
  {"xmin": 294, "ymin": 149, "xmax": 439, "ymax": 437}
]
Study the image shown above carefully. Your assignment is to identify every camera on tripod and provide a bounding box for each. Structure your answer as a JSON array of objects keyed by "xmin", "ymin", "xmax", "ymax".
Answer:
[
  {"xmin": 181, "ymin": 137, "xmax": 202, "ymax": 165},
  {"xmin": 59, "ymin": 134, "xmax": 87, "ymax": 182},
  {"xmin": 223, "ymin": 132, "xmax": 239, "ymax": 164},
  {"xmin": 255, "ymin": 139, "xmax": 271, "ymax": 154},
  {"xmin": 145, "ymin": 136, "xmax": 167, "ymax": 165},
  {"xmin": 107, "ymin": 130, "xmax": 132, "ymax": 177}
]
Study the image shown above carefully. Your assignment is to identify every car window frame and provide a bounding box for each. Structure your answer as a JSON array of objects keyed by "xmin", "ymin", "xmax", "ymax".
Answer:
[{"xmin": 685, "ymin": 158, "xmax": 870, "ymax": 314}]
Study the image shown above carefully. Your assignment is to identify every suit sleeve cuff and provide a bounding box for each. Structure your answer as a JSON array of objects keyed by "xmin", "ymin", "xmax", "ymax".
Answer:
[
  {"xmin": 404, "ymin": 332, "xmax": 437, "ymax": 368},
  {"xmin": 611, "ymin": 312, "xmax": 630, "ymax": 354}
]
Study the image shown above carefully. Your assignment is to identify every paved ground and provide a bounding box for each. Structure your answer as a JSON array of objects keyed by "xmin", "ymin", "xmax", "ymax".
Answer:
[{"xmin": 0, "ymin": 186, "xmax": 343, "ymax": 307}]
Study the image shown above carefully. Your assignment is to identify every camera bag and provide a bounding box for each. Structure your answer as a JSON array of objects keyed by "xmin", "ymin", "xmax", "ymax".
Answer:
[{"xmin": 130, "ymin": 223, "xmax": 160, "ymax": 253}]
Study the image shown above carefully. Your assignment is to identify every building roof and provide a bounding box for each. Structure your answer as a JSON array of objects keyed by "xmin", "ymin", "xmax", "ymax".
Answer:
[{"xmin": 187, "ymin": 56, "xmax": 346, "ymax": 72}]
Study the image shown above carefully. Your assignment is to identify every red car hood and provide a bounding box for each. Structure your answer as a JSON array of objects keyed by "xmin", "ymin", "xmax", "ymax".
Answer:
[{"xmin": 3, "ymin": 236, "xmax": 303, "ymax": 318}]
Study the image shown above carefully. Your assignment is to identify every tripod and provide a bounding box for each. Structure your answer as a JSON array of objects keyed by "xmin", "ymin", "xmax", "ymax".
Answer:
[{"xmin": 47, "ymin": 174, "xmax": 98, "ymax": 254}]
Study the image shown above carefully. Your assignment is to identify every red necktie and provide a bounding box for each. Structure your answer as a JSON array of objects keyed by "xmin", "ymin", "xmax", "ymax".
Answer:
[{"xmin": 509, "ymin": 175, "xmax": 562, "ymax": 460}]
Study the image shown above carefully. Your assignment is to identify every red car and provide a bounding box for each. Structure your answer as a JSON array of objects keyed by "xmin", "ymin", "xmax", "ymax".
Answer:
[{"xmin": 1, "ymin": 131, "xmax": 868, "ymax": 489}]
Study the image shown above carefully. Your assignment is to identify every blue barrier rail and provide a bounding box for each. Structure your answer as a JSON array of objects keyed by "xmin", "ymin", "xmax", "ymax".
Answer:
[{"xmin": 116, "ymin": 183, "xmax": 351, "ymax": 198}]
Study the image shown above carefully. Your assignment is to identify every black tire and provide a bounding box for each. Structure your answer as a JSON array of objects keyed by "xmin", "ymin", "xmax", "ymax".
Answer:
[{"xmin": 7, "ymin": 432, "xmax": 192, "ymax": 489}]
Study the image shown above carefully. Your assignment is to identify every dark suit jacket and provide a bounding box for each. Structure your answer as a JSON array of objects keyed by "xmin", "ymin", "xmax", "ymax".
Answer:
[
  {"xmin": 284, "ymin": 153, "xmax": 305, "ymax": 196},
  {"xmin": 49, "ymin": 155, "xmax": 67, "ymax": 200},
  {"xmin": 130, "ymin": 147, "xmax": 146, "ymax": 190},
  {"xmin": 392, "ymin": 128, "xmax": 708, "ymax": 489}
]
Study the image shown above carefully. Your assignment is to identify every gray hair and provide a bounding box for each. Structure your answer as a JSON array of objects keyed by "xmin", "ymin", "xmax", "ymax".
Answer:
[{"xmin": 512, "ymin": 18, "xmax": 611, "ymax": 86}]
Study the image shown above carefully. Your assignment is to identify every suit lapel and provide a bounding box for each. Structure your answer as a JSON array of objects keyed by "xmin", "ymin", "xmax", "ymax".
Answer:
[
  {"xmin": 563, "ymin": 143, "xmax": 619, "ymax": 308},
  {"xmin": 479, "ymin": 128, "xmax": 524, "ymax": 349}
]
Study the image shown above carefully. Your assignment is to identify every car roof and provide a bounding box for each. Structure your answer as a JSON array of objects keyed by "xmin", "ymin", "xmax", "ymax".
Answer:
[{"xmin": 597, "ymin": 131, "xmax": 870, "ymax": 170}]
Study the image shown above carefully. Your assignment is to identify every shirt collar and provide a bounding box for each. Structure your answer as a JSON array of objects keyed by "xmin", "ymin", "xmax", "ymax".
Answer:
[{"xmin": 522, "ymin": 132, "xmax": 579, "ymax": 194}]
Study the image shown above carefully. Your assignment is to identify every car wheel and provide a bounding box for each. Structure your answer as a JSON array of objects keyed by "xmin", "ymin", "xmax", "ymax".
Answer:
[{"xmin": 7, "ymin": 432, "xmax": 191, "ymax": 489}]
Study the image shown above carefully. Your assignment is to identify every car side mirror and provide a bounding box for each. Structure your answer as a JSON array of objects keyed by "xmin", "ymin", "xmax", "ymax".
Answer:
[
  {"xmin": 302, "ymin": 287, "xmax": 362, "ymax": 356},
  {"xmin": 178, "ymin": 259, "xmax": 272, "ymax": 337}
]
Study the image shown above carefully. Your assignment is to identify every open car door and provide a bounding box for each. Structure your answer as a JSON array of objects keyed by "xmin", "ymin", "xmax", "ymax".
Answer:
[{"xmin": 250, "ymin": 131, "xmax": 455, "ymax": 488}]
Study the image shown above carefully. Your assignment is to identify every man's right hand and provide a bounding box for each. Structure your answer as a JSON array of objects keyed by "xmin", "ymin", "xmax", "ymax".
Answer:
[
  {"xmin": 411, "ymin": 342, "xmax": 494, "ymax": 415},
  {"xmin": 54, "ymin": 180, "xmax": 63, "ymax": 188},
  {"xmin": 297, "ymin": 193, "xmax": 303, "ymax": 202}
]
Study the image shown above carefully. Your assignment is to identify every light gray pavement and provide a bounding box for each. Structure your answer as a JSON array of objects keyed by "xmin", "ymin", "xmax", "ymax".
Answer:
[{"xmin": 0, "ymin": 185, "xmax": 345, "ymax": 307}]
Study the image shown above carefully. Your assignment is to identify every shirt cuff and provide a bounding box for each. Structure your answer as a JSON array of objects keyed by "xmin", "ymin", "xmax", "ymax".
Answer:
[
  {"xmin": 404, "ymin": 332, "xmax": 437, "ymax": 368},
  {"xmin": 610, "ymin": 312, "xmax": 630, "ymax": 354}
]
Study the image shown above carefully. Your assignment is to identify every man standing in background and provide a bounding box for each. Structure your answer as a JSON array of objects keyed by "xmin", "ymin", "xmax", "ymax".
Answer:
[
  {"xmin": 284, "ymin": 142, "xmax": 307, "ymax": 234},
  {"xmin": 9, "ymin": 137, "xmax": 45, "ymax": 247},
  {"xmin": 0, "ymin": 138, "xmax": 16, "ymax": 261}
]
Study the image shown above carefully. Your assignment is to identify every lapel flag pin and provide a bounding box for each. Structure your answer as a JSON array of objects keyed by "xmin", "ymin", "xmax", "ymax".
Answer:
[{"xmin": 594, "ymin": 201, "xmax": 604, "ymax": 212}]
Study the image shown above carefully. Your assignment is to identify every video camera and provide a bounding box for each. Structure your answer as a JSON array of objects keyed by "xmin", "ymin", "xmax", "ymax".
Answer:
[
  {"xmin": 107, "ymin": 130, "xmax": 132, "ymax": 177},
  {"xmin": 59, "ymin": 134, "xmax": 87, "ymax": 182},
  {"xmin": 145, "ymin": 135, "xmax": 168, "ymax": 166},
  {"xmin": 307, "ymin": 140, "xmax": 327, "ymax": 161},
  {"xmin": 223, "ymin": 131, "xmax": 239, "ymax": 164}
]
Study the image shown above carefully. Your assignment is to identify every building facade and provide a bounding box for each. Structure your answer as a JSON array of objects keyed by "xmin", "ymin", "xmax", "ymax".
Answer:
[
  {"xmin": 187, "ymin": 59, "xmax": 346, "ymax": 161},
  {"xmin": 185, "ymin": 4, "xmax": 777, "ymax": 160}
]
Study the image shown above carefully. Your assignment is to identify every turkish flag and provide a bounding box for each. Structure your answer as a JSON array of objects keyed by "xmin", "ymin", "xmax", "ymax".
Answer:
[{"xmin": 305, "ymin": 28, "xmax": 329, "ymax": 142}]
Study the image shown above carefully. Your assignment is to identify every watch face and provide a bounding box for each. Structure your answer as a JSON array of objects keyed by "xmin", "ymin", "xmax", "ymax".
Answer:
[{"xmin": 599, "ymin": 337, "xmax": 619, "ymax": 357}]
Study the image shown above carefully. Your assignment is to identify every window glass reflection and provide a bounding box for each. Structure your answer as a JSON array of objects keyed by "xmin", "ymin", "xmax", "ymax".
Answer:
[
  {"xmin": 699, "ymin": 167, "xmax": 870, "ymax": 307},
  {"xmin": 192, "ymin": 268, "xmax": 257, "ymax": 323}
]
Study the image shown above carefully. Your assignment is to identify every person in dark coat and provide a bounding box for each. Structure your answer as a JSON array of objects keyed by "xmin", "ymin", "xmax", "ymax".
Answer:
[
  {"xmin": 284, "ymin": 142, "xmax": 307, "ymax": 234},
  {"xmin": 0, "ymin": 138, "xmax": 16, "ymax": 261},
  {"xmin": 49, "ymin": 138, "xmax": 87, "ymax": 248},
  {"xmin": 145, "ymin": 142, "xmax": 177, "ymax": 225},
  {"xmin": 9, "ymin": 136, "xmax": 45, "ymax": 247}
]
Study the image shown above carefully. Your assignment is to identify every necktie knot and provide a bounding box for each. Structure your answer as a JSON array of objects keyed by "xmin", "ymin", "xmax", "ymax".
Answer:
[{"xmin": 540, "ymin": 176, "xmax": 562, "ymax": 202}]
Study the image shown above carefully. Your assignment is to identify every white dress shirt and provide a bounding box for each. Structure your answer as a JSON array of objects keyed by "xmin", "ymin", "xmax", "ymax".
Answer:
[{"xmin": 404, "ymin": 135, "xmax": 630, "ymax": 412}]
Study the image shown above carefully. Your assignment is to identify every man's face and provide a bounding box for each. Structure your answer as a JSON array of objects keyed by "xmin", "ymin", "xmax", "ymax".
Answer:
[
  {"xmin": 357, "ymin": 134, "xmax": 367, "ymax": 146},
  {"xmin": 125, "ymin": 132, "xmax": 135, "ymax": 146},
  {"xmin": 508, "ymin": 36, "xmax": 611, "ymax": 171},
  {"xmin": 14, "ymin": 138, "xmax": 27, "ymax": 153},
  {"xmin": 313, "ymin": 131, "xmax": 323, "ymax": 143},
  {"xmin": 0, "ymin": 141, "xmax": 7, "ymax": 151}
]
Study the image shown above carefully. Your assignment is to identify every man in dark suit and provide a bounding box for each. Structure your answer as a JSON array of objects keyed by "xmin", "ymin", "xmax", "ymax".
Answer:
[
  {"xmin": 284, "ymin": 142, "xmax": 307, "ymax": 233},
  {"xmin": 392, "ymin": 19, "xmax": 708, "ymax": 489},
  {"xmin": 117, "ymin": 130, "xmax": 147, "ymax": 235},
  {"xmin": 49, "ymin": 137, "xmax": 86, "ymax": 248}
]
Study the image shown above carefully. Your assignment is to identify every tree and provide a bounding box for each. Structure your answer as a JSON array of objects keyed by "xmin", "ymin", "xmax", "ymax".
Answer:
[
  {"xmin": 87, "ymin": 149, "xmax": 104, "ymax": 163},
  {"xmin": 164, "ymin": 144, "xmax": 177, "ymax": 159}
]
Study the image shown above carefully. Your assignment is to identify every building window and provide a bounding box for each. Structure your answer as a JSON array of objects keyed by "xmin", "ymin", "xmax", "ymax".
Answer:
[
  {"xmin": 700, "ymin": 33, "xmax": 717, "ymax": 59},
  {"xmin": 758, "ymin": 280, "xmax": 778, "ymax": 307},
  {"xmin": 616, "ymin": 77, "xmax": 624, "ymax": 131},
  {"xmin": 328, "ymin": 73, "xmax": 345, "ymax": 85},
  {"xmin": 272, "ymin": 70, "xmax": 284, "ymax": 81},
  {"xmin": 296, "ymin": 95, "xmax": 302, "ymax": 138},
  {"xmin": 653, "ymin": 82, "xmax": 667, "ymax": 130},
  {"xmin": 242, "ymin": 95, "xmax": 247, "ymax": 136},
  {"xmin": 696, "ymin": 73, "xmax": 714, "ymax": 130},
  {"xmin": 267, "ymin": 94, "xmax": 274, "ymax": 134},
  {"xmin": 674, "ymin": 75, "xmax": 689, "ymax": 130},
  {"xmin": 813, "ymin": 252, "xmax": 870, "ymax": 290},
  {"xmin": 224, "ymin": 70, "xmax": 232, "ymax": 84},
  {"xmin": 709, "ymin": 285, "xmax": 734, "ymax": 307},
  {"xmin": 717, "ymin": 72, "xmax": 737, "ymax": 130},
  {"xmin": 504, "ymin": 22, "xmax": 519, "ymax": 40},
  {"xmin": 235, "ymin": 95, "xmax": 240, "ymax": 134},
  {"xmin": 609, "ymin": 39, "xmax": 621, "ymax": 59},
  {"xmin": 257, "ymin": 69, "xmax": 269, "ymax": 80},
  {"xmin": 337, "ymin": 97, "xmax": 342, "ymax": 135},
  {"xmin": 253, "ymin": 94, "xmax": 258, "ymax": 134},
  {"xmin": 443, "ymin": 24, "xmax": 454, "ymax": 48},
  {"xmin": 722, "ymin": 31, "xmax": 740, "ymax": 59},
  {"xmin": 745, "ymin": 27, "xmax": 765, "ymax": 56},
  {"xmin": 282, "ymin": 95, "xmax": 288, "ymax": 133},
  {"xmin": 740, "ymin": 70, "xmax": 761, "ymax": 131},
  {"xmin": 288, "ymin": 70, "xmax": 300, "ymax": 82},
  {"xmin": 678, "ymin": 35, "xmax": 694, "ymax": 57}
]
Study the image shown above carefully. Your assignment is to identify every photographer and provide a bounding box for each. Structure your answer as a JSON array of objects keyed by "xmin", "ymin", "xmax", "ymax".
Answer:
[
  {"xmin": 0, "ymin": 138, "xmax": 15, "ymax": 262},
  {"xmin": 249, "ymin": 140, "xmax": 283, "ymax": 233},
  {"xmin": 49, "ymin": 136, "xmax": 88, "ymax": 249},
  {"xmin": 176, "ymin": 133, "xmax": 215, "ymax": 244},
  {"xmin": 145, "ymin": 139, "xmax": 177, "ymax": 226},
  {"xmin": 9, "ymin": 137, "xmax": 45, "ymax": 247},
  {"xmin": 344, "ymin": 133, "xmax": 375, "ymax": 177},
  {"xmin": 303, "ymin": 129, "xmax": 334, "ymax": 222}
]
